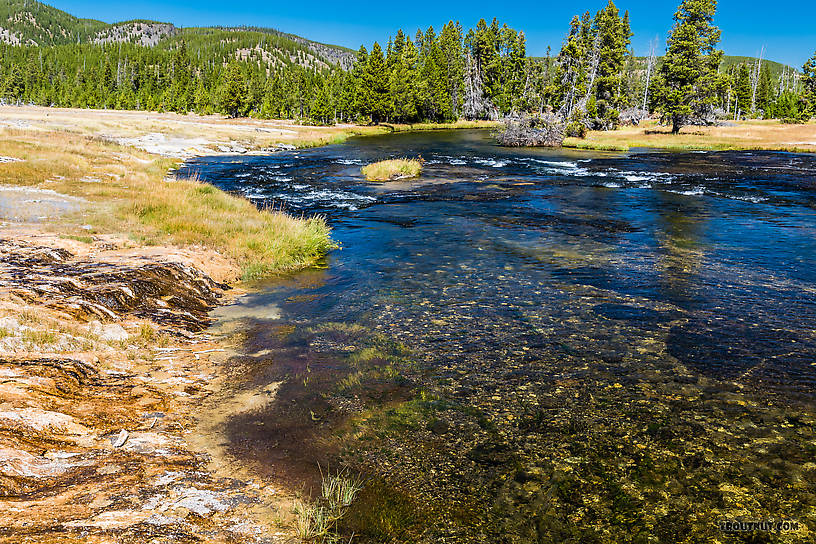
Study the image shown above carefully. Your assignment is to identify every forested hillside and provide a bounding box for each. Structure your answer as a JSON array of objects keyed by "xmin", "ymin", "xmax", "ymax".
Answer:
[
  {"xmin": 0, "ymin": 0, "xmax": 108, "ymax": 45},
  {"xmin": 1, "ymin": 0, "xmax": 814, "ymax": 128}
]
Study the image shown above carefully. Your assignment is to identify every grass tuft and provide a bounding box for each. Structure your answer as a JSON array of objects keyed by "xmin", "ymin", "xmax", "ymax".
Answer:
[
  {"xmin": 292, "ymin": 469, "xmax": 364, "ymax": 541},
  {"xmin": 361, "ymin": 158, "xmax": 422, "ymax": 182},
  {"xmin": 124, "ymin": 177, "xmax": 338, "ymax": 279}
]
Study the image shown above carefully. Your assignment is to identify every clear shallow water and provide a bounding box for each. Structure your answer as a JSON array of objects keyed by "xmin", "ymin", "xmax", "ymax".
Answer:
[{"xmin": 180, "ymin": 131, "xmax": 816, "ymax": 542}]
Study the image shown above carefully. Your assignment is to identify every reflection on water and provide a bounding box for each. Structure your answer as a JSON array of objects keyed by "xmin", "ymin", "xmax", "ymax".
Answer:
[{"xmin": 179, "ymin": 131, "xmax": 816, "ymax": 542}]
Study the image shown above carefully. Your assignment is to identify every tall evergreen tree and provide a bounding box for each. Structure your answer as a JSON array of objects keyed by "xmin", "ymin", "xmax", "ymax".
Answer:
[
  {"xmin": 219, "ymin": 61, "xmax": 246, "ymax": 118},
  {"xmin": 440, "ymin": 22, "xmax": 465, "ymax": 118},
  {"xmin": 310, "ymin": 80, "xmax": 334, "ymax": 124},
  {"xmin": 734, "ymin": 63, "xmax": 751, "ymax": 117},
  {"xmin": 389, "ymin": 34, "xmax": 419, "ymax": 122},
  {"xmin": 653, "ymin": 0, "xmax": 723, "ymax": 133},
  {"xmin": 364, "ymin": 42, "xmax": 390, "ymax": 123},
  {"xmin": 802, "ymin": 50, "xmax": 816, "ymax": 119},
  {"xmin": 351, "ymin": 45, "xmax": 369, "ymax": 118},
  {"xmin": 591, "ymin": 0, "xmax": 629, "ymax": 127},
  {"xmin": 170, "ymin": 40, "xmax": 192, "ymax": 112},
  {"xmin": 554, "ymin": 16, "xmax": 587, "ymax": 119}
]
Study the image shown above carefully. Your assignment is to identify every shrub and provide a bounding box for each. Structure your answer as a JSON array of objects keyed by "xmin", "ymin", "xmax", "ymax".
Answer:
[
  {"xmin": 495, "ymin": 114, "xmax": 565, "ymax": 147},
  {"xmin": 565, "ymin": 120, "xmax": 588, "ymax": 139}
]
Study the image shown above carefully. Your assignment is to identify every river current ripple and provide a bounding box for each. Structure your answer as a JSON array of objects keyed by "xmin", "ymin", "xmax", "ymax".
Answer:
[{"xmin": 180, "ymin": 130, "xmax": 816, "ymax": 543}]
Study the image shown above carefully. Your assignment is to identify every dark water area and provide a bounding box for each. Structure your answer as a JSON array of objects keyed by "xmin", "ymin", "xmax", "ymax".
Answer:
[{"xmin": 179, "ymin": 130, "xmax": 816, "ymax": 543}]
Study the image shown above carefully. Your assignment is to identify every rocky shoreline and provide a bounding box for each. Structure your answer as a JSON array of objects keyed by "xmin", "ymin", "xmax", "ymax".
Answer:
[{"xmin": 0, "ymin": 231, "xmax": 298, "ymax": 543}]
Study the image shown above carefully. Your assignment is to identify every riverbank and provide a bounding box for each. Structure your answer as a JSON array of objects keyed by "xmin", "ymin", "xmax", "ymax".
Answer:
[
  {"xmin": 564, "ymin": 119, "xmax": 816, "ymax": 152},
  {"xmin": 382, "ymin": 120, "xmax": 500, "ymax": 132},
  {"xmin": 0, "ymin": 106, "xmax": 507, "ymax": 542},
  {"xmin": 0, "ymin": 106, "xmax": 393, "ymax": 542}
]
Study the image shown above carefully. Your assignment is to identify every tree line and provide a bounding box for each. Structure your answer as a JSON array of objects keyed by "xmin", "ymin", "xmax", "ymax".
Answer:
[{"xmin": 1, "ymin": 0, "xmax": 814, "ymax": 131}]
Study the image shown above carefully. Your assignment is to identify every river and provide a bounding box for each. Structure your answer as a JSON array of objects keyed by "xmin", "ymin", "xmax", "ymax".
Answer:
[{"xmin": 178, "ymin": 130, "xmax": 816, "ymax": 542}]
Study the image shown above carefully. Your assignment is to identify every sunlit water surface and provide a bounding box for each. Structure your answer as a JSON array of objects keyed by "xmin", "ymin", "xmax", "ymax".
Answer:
[{"xmin": 180, "ymin": 130, "xmax": 816, "ymax": 543}]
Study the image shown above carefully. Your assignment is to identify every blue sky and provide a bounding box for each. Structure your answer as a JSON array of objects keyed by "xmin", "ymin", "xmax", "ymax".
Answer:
[{"xmin": 53, "ymin": 1, "xmax": 816, "ymax": 67}]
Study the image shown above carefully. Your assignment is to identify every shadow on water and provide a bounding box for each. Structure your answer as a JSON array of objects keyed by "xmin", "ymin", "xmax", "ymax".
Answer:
[{"xmin": 185, "ymin": 131, "xmax": 816, "ymax": 542}]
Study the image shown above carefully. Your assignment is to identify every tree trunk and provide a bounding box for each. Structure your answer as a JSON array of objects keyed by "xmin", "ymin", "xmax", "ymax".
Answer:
[{"xmin": 672, "ymin": 116, "xmax": 681, "ymax": 134}]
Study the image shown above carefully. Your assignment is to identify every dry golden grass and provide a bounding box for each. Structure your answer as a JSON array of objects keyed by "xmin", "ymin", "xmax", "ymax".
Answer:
[
  {"xmin": 0, "ymin": 128, "xmax": 336, "ymax": 280},
  {"xmin": 0, "ymin": 105, "xmax": 385, "ymax": 149},
  {"xmin": 362, "ymin": 158, "xmax": 423, "ymax": 181},
  {"xmin": 564, "ymin": 119, "xmax": 816, "ymax": 152}
]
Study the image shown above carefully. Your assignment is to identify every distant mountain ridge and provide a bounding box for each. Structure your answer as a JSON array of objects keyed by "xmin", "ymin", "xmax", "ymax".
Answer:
[
  {"xmin": 0, "ymin": 0, "xmax": 108, "ymax": 45},
  {"xmin": 0, "ymin": 0, "xmax": 355, "ymax": 68},
  {"xmin": 216, "ymin": 26, "xmax": 356, "ymax": 70}
]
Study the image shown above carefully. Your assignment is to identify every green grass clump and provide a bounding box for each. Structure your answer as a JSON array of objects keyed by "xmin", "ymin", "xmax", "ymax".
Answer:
[
  {"xmin": 361, "ymin": 158, "xmax": 422, "ymax": 182},
  {"xmin": 292, "ymin": 470, "xmax": 364, "ymax": 541},
  {"xmin": 22, "ymin": 329, "xmax": 57, "ymax": 347},
  {"xmin": 125, "ymin": 177, "xmax": 337, "ymax": 280}
]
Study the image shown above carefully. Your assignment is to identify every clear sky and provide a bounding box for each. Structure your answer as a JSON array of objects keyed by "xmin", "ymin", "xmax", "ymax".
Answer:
[{"xmin": 51, "ymin": 0, "xmax": 816, "ymax": 67}]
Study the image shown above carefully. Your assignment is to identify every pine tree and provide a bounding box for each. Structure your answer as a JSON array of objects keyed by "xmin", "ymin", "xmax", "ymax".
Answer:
[
  {"xmin": 803, "ymin": 50, "xmax": 816, "ymax": 120},
  {"xmin": 592, "ymin": 0, "xmax": 628, "ymax": 127},
  {"xmin": 193, "ymin": 75, "xmax": 210, "ymax": 114},
  {"xmin": 734, "ymin": 64, "xmax": 751, "ymax": 117},
  {"xmin": 1, "ymin": 64, "xmax": 24, "ymax": 101},
  {"xmin": 439, "ymin": 21, "xmax": 465, "ymax": 118},
  {"xmin": 653, "ymin": 0, "xmax": 723, "ymax": 133},
  {"xmin": 310, "ymin": 80, "xmax": 334, "ymax": 124},
  {"xmin": 219, "ymin": 61, "xmax": 245, "ymax": 118},
  {"xmin": 389, "ymin": 34, "xmax": 419, "ymax": 122},
  {"xmin": 755, "ymin": 63, "xmax": 772, "ymax": 117},
  {"xmin": 421, "ymin": 27, "xmax": 454, "ymax": 121},
  {"xmin": 364, "ymin": 42, "xmax": 390, "ymax": 123},
  {"xmin": 171, "ymin": 40, "xmax": 192, "ymax": 112},
  {"xmin": 507, "ymin": 29, "xmax": 526, "ymax": 113},
  {"xmin": 773, "ymin": 90, "xmax": 801, "ymax": 121},
  {"xmin": 351, "ymin": 45, "xmax": 369, "ymax": 119},
  {"xmin": 554, "ymin": 16, "xmax": 587, "ymax": 119}
]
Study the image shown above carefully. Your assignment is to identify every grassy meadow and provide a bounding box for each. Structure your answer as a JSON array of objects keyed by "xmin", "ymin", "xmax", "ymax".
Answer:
[
  {"xmin": 0, "ymin": 117, "xmax": 357, "ymax": 280},
  {"xmin": 565, "ymin": 119, "xmax": 816, "ymax": 152}
]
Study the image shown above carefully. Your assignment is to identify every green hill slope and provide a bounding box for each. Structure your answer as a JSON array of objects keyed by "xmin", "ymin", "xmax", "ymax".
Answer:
[
  {"xmin": 719, "ymin": 55, "xmax": 796, "ymax": 79},
  {"xmin": 530, "ymin": 54, "xmax": 799, "ymax": 78},
  {"xmin": 0, "ymin": 0, "xmax": 107, "ymax": 45},
  {"xmin": 0, "ymin": 0, "xmax": 354, "ymax": 68}
]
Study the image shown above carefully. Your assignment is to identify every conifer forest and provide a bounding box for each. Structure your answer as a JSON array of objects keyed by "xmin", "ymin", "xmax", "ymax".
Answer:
[{"xmin": 0, "ymin": 0, "xmax": 815, "ymax": 130}]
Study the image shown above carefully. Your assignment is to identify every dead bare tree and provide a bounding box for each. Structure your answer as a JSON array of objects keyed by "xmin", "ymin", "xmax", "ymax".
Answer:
[
  {"xmin": 750, "ymin": 45, "xmax": 765, "ymax": 112},
  {"xmin": 575, "ymin": 31, "xmax": 601, "ymax": 114},
  {"xmin": 779, "ymin": 65, "xmax": 787, "ymax": 96},
  {"xmin": 557, "ymin": 55, "xmax": 580, "ymax": 120},
  {"xmin": 463, "ymin": 52, "xmax": 496, "ymax": 120},
  {"xmin": 642, "ymin": 36, "xmax": 658, "ymax": 111}
]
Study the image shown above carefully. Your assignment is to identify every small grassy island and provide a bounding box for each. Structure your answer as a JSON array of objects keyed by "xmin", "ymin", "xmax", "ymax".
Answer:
[{"xmin": 362, "ymin": 158, "xmax": 423, "ymax": 181}]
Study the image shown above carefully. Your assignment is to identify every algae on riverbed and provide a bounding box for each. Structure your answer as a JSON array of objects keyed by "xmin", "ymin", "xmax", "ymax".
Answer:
[{"xmin": 193, "ymin": 131, "xmax": 816, "ymax": 543}]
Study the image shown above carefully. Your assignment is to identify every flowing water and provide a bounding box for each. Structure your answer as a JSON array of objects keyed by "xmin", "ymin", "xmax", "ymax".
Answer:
[{"xmin": 179, "ymin": 130, "xmax": 816, "ymax": 543}]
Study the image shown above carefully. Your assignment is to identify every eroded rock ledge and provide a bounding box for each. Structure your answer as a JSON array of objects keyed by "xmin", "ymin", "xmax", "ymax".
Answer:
[
  {"xmin": 0, "ymin": 233, "xmax": 289, "ymax": 543},
  {"xmin": 0, "ymin": 238, "xmax": 227, "ymax": 330}
]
